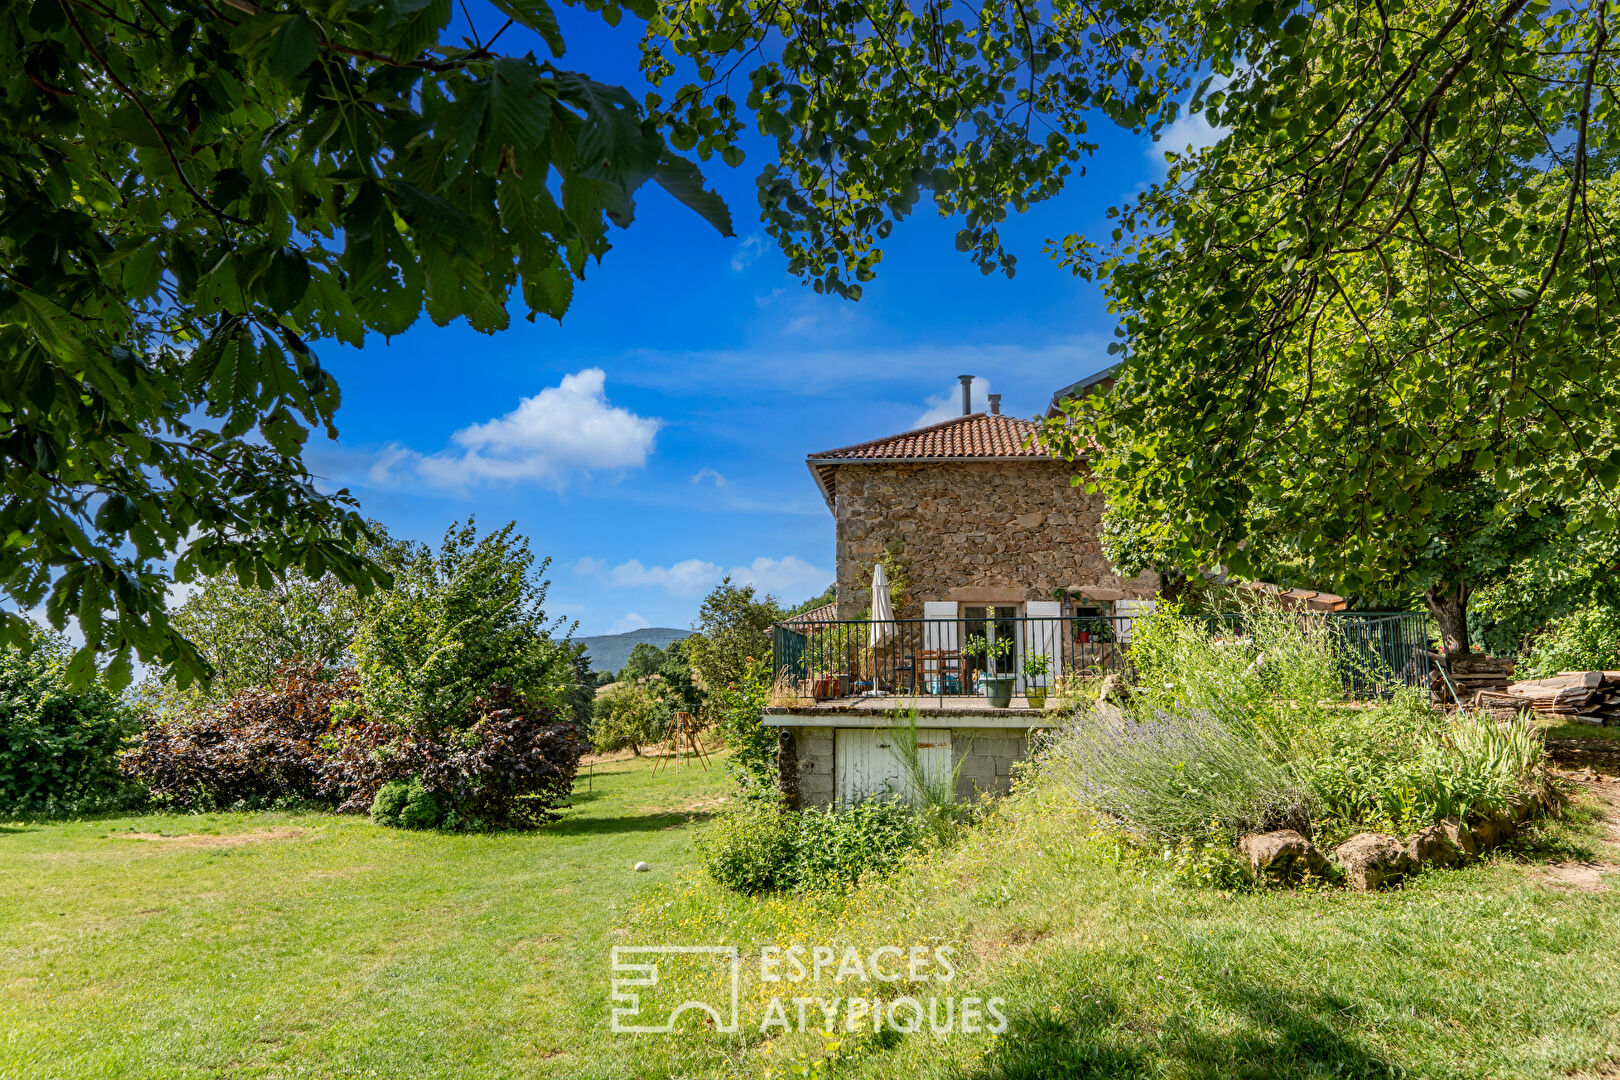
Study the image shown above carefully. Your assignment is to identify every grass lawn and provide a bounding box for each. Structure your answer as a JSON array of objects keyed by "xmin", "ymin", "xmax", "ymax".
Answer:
[
  {"xmin": 6, "ymin": 754, "xmax": 1620, "ymax": 1080},
  {"xmin": 0, "ymin": 754, "xmax": 735, "ymax": 1080},
  {"xmin": 1542, "ymin": 719, "xmax": 1620, "ymax": 743}
]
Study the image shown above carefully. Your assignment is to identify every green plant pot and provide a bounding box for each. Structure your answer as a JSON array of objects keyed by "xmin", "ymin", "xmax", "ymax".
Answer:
[
  {"xmin": 979, "ymin": 674, "xmax": 1016, "ymax": 709},
  {"xmin": 1026, "ymin": 687, "xmax": 1047, "ymax": 709}
]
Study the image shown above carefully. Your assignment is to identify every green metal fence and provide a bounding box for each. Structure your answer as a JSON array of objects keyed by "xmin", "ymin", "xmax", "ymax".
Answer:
[{"xmin": 772, "ymin": 610, "xmax": 1432, "ymax": 702}]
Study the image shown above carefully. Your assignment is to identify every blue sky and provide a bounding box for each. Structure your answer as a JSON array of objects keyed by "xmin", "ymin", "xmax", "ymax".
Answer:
[{"xmin": 301, "ymin": 12, "xmax": 1220, "ymax": 639}]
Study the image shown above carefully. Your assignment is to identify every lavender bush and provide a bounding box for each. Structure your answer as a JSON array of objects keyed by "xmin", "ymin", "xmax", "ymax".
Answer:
[{"xmin": 1044, "ymin": 705, "xmax": 1312, "ymax": 842}]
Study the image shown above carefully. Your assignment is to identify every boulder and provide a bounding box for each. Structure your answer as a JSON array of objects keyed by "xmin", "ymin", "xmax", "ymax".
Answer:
[
  {"xmin": 1237, "ymin": 829, "xmax": 1329, "ymax": 883},
  {"xmin": 1470, "ymin": 812, "xmax": 1513, "ymax": 854},
  {"xmin": 1439, "ymin": 816, "xmax": 1481, "ymax": 860},
  {"xmin": 1334, "ymin": 832, "xmax": 1414, "ymax": 891},
  {"xmin": 1405, "ymin": 824, "xmax": 1459, "ymax": 868}
]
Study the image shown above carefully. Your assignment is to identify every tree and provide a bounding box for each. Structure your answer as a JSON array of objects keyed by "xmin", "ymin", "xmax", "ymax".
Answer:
[
  {"xmin": 0, "ymin": 626, "xmax": 138, "ymax": 812},
  {"xmin": 685, "ymin": 579, "xmax": 782, "ymax": 694},
  {"xmin": 619, "ymin": 642, "xmax": 671, "ymax": 682},
  {"xmin": 3, "ymin": 0, "xmax": 734, "ymax": 686},
  {"xmin": 1038, "ymin": 1, "xmax": 1620, "ymax": 659},
  {"xmin": 25, "ymin": 0, "xmax": 1618, "ymax": 683},
  {"xmin": 347, "ymin": 519, "xmax": 572, "ymax": 729},
  {"xmin": 591, "ymin": 680, "xmax": 666, "ymax": 755}
]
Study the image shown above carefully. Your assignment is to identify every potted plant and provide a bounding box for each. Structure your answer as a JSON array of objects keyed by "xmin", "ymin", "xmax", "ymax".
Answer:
[
  {"xmin": 1022, "ymin": 650, "xmax": 1052, "ymax": 708},
  {"xmin": 963, "ymin": 634, "xmax": 1015, "ymax": 708}
]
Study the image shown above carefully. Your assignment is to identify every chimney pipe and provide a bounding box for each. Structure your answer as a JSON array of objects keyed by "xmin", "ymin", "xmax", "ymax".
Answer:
[
  {"xmin": 987, "ymin": 393, "xmax": 1002, "ymax": 415},
  {"xmin": 958, "ymin": 374, "xmax": 974, "ymax": 416}
]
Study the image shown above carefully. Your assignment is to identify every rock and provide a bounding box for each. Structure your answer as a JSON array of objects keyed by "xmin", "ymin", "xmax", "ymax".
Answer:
[
  {"xmin": 1470, "ymin": 814, "xmax": 1511, "ymax": 854},
  {"xmin": 1439, "ymin": 816, "xmax": 1481, "ymax": 860},
  {"xmin": 1503, "ymin": 794, "xmax": 1536, "ymax": 824},
  {"xmin": 1406, "ymin": 824, "xmax": 1459, "ymax": 868},
  {"xmin": 633, "ymin": 861, "xmax": 651, "ymax": 873},
  {"xmin": 1334, "ymin": 832, "xmax": 1414, "ymax": 891},
  {"xmin": 1237, "ymin": 830, "xmax": 1329, "ymax": 883}
]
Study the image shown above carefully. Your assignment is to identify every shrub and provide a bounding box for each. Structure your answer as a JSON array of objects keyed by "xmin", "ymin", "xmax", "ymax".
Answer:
[
  {"xmin": 712, "ymin": 656, "xmax": 777, "ymax": 799},
  {"xmin": 348, "ymin": 519, "xmax": 575, "ymax": 730},
  {"xmin": 370, "ymin": 778, "xmax": 411, "ymax": 824},
  {"xmin": 699, "ymin": 798, "xmax": 930, "ymax": 895},
  {"xmin": 120, "ymin": 662, "xmax": 354, "ymax": 811},
  {"xmin": 591, "ymin": 680, "xmax": 668, "ymax": 755},
  {"xmin": 0, "ymin": 629, "xmax": 140, "ymax": 814},
  {"xmin": 371, "ymin": 778, "xmax": 445, "ymax": 829},
  {"xmin": 326, "ymin": 685, "xmax": 583, "ymax": 830},
  {"xmin": 1045, "ymin": 607, "xmax": 1553, "ymax": 851},
  {"xmin": 696, "ymin": 804, "xmax": 797, "ymax": 894},
  {"xmin": 1305, "ymin": 702, "xmax": 1546, "ymax": 836},
  {"xmin": 1046, "ymin": 706, "xmax": 1312, "ymax": 843},
  {"xmin": 789, "ymin": 800, "xmax": 927, "ymax": 890},
  {"xmin": 1520, "ymin": 606, "xmax": 1620, "ymax": 678}
]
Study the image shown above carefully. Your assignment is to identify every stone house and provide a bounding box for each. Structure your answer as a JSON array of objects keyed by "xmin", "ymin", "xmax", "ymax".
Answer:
[{"xmin": 767, "ymin": 373, "xmax": 1162, "ymax": 809}]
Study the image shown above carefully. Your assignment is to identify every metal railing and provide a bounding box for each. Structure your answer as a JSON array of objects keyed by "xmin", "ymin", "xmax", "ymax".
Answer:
[{"xmin": 771, "ymin": 611, "xmax": 1433, "ymax": 703}]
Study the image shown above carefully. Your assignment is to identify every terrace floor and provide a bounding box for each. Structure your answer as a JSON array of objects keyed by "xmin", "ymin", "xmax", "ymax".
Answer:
[{"xmin": 763, "ymin": 694, "xmax": 1065, "ymax": 726}]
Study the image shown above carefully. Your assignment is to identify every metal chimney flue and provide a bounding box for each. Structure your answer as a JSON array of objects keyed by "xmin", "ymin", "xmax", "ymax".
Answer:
[
  {"xmin": 987, "ymin": 393, "xmax": 1002, "ymax": 415},
  {"xmin": 958, "ymin": 374, "xmax": 974, "ymax": 416}
]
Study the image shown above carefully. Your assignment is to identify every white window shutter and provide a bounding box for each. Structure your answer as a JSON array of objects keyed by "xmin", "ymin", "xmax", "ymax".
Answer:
[
  {"xmin": 1113, "ymin": 598, "xmax": 1157, "ymax": 643},
  {"xmin": 1023, "ymin": 600, "xmax": 1061, "ymax": 689},
  {"xmin": 922, "ymin": 602, "xmax": 958, "ymax": 651}
]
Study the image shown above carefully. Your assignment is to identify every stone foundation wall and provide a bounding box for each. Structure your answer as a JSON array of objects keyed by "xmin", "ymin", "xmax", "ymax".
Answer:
[{"xmin": 829, "ymin": 460, "xmax": 1160, "ymax": 619}]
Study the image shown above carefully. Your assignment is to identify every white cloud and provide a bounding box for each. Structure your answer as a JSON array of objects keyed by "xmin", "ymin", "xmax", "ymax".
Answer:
[
  {"xmin": 729, "ymin": 556, "xmax": 834, "ymax": 599},
  {"xmin": 1152, "ymin": 110, "xmax": 1227, "ymax": 163},
  {"xmin": 731, "ymin": 234, "xmax": 765, "ymax": 272},
  {"xmin": 914, "ymin": 376, "xmax": 992, "ymax": 428},
  {"xmin": 610, "ymin": 612, "xmax": 652, "ymax": 634},
  {"xmin": 1149, "ymin": 76, "xmax": 1232, "ymax": 173},
  {"xmin": 603, "ymin": 554, "xmax": 832, "ymax": 599},
  {"xmin": 690, "ymin": 468, "xmax": 729, "ymax": 487},
  {"xmin": 371, "ymin": 369, "xmax": 661, "ymax": 490},
  {"xmin": 609, "ymin": 558, "xmax": 724, "ymax": 596},
  {"xmin": 573, "ymin": 556, "xmax": 606, "ymax": 576}
]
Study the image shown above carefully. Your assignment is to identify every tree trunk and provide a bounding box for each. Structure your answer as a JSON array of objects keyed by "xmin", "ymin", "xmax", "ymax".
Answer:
[{"xmin": 1425, "ymin": 583, "xmax": 1472, "ymax": 661}]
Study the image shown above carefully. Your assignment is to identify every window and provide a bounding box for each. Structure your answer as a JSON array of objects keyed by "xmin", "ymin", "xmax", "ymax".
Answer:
[{"xmin": 961, "ymin": 604, "xmax": 1020, "ymax": 679}]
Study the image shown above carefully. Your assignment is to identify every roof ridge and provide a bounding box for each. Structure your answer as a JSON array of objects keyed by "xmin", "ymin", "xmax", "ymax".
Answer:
[{"xmin": 807, "ymin": 411, "xmax": 1041, "ymax": 461}]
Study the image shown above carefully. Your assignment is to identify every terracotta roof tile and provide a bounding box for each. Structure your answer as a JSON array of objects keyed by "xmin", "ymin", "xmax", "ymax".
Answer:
[
  {"xmin": 783, "ymin": 602, "xmax": 839, "ymax": 626},
  {"xmin": 806, "ymin": 413, "xmax": 1053, "ymax": 510},
  {"xmin": 807, "ymin": 412, "xmax": 1046, "ymax": 462}
]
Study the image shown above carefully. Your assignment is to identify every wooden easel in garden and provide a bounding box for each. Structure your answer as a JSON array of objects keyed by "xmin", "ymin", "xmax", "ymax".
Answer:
[{"xmin": 651, "ymin": 710, "xmax": 710, "ymax": 773}]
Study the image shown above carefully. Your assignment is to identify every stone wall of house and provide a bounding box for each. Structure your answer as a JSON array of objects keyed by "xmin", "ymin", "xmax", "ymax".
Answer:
[{"xmin": 830, "ymin": 460, "xmax": 1160, "ymax": 619}]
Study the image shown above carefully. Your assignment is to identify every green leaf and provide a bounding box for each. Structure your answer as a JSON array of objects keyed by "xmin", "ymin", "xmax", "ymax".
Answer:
[
  {"xmin": 487, "ymin": 0, "xmax": 565, "ymax": 56},
  {"xmin": 652, "ymin": 153, "xmax": 733, "ymax": 237},
  {"xmin": 269, "ymin": 16, "xmax": 320, "ymax": 83},
  {"xmin": 123, "ymin": 243, "xmax": 163, "ymax": 299},
  {"xmin": 265, "ymin": 249, "xmax": 311, "ymax": 312},
  {"xmin": 15, "ymin": 292, "xmax": 84, "ymax": 366}
]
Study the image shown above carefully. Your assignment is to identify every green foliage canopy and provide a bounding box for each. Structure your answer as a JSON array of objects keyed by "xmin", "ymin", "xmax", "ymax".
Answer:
[
  {"xmin": 685, "ymin": 579, "xmax": 782, "ymax": 694},
  {"xmin": 1043, "ymin": 0, "xmax": 1620, "ymax": 652},
  {"xmin": 347, "ymin": 519, "xmax": 573, "ymax": 729},
  {"xmin": 0, "ymin": 626, "xmax": 138, "ymax": 811},
  {"xmin": 1, "ymin": 0, "xmax": 731, "ymax": 686}
]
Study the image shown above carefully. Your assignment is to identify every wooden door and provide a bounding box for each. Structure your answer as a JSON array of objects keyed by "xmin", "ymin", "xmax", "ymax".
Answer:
[{"xmin": 835, "ymin": 728, "xmax": 953, "ymax": 805}]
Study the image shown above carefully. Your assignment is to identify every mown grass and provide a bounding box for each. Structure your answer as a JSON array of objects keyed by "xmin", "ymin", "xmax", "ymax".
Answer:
[
  {"xmin": 5, "ymin": 753, "xmax": 1620, "ymax": 1079},
  {"xmin": 0, "ymin": 754, "xmax": 735, "ymax": 1080}
]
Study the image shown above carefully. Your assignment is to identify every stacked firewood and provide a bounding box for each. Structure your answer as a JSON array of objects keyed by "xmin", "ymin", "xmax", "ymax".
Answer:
[
  {"xmin": 1427, "ymin": 652, "xmax": 1514, "ymax": 702},
  {"xmin": 1477, "ymin": 671, "xmax": 1620, "ymax": 726}
]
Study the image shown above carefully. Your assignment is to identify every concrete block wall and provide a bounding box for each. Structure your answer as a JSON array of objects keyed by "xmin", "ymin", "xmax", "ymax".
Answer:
[{"xmin": 780, "ymin": 725, "xmax": 1032, "ymax": 808}]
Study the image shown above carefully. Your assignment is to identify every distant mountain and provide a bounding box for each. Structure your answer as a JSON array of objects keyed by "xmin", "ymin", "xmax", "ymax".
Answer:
[{"xmin": 576, "ymin": 627, "xmax": 692, "ymax": 675}]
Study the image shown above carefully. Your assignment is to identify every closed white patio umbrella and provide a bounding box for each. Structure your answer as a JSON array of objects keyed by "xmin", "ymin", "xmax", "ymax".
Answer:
[{"xmin": 869, "ymin": 563, "xmax": 895, "ymax": 648}]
